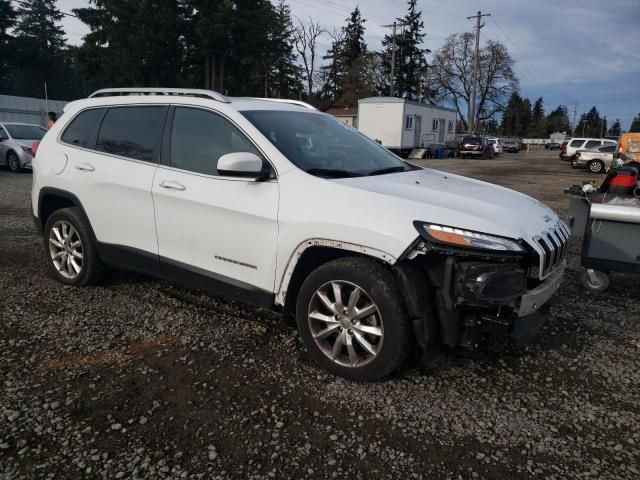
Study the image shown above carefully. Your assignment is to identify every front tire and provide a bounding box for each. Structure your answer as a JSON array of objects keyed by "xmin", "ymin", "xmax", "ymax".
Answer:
[
  {"xmin": 296, "ymin": 257, "xmax": 411, "ymax": 382},
  {"xmin": 7, "ymin": 151, "xmax": 20, "ymax": 172},
  {"xmin": 43, "ymin": 207, "xmax": 104, "ymax": 286}
]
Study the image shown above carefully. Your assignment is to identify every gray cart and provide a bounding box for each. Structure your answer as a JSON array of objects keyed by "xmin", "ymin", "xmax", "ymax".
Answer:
[{"xmin": 567, "ymin": 192, "xmax": 640, "ymax": 291}]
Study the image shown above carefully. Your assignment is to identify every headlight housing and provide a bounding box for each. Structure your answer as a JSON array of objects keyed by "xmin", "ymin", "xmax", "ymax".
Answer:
[{"xmin": 415, "ymin": 222, "xmax": 524, "ymax": 252}]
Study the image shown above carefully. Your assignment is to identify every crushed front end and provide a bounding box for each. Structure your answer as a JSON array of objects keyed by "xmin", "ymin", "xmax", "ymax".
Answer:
[{"xmin": 394, "ymin": 221, "xmax": 570, "ymax": 354}]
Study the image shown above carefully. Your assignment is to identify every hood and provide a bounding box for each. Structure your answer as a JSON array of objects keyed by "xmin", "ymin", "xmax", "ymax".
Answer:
[
  {"xmin": 333, "ymin": 168, "xmax": 560, "ymax": 241},
  {"xmin": 14, "ymin": 139, "xmax": 38, "ymax": 148}
]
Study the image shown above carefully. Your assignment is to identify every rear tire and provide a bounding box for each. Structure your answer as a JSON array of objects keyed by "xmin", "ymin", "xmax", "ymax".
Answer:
[
  {"xmin": 588, "ymin": 160, "xmax": 604, "ymax": 174},
  {"xmin": 43, "ymin": 207, "xmax": 105, "ymax": 286},
  {"xmin": 295, "ymin": 257, "xmax": 411, "ymax": 382}
]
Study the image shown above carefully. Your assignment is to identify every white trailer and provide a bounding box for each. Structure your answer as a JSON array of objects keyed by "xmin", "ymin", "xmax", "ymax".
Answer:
[{"xmin": 357, "ymin": 97, "xmax": 458, "ymax": 154}]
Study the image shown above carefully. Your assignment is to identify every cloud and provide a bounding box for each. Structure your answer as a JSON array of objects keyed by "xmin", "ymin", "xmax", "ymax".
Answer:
[{"xmin": 57, "ymin": 0, "xmax": 640, "ymax": 128}]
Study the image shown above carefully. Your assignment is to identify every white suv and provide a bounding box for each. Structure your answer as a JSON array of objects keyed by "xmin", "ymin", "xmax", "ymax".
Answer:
[
  {"xmin": 32, "ymin": 88, "xmax": 569, "ymax": 381},
  {"xmin": 560, "ymin": 138, "xmax": 616, "ymax": 161}
]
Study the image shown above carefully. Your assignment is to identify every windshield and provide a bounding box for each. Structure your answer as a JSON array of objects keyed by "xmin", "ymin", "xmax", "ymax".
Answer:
[
  {"xmin": 241, "ymin": 110, "xmax": 415, "ymax": 178},
  {"xmin": 5, "ymin": 124, "xmax": 46, "ymax": 140}
]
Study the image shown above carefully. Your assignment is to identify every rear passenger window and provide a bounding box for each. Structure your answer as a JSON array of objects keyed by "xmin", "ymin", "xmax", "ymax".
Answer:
[
  {"xmin": 170, "ymin": 107, "xmax": 260, "ymax": 176},
  {"xmin": 569, "ymin": 140, "xmax": 584, "ymax": 147},
  {"xmin": 61, "ymin": 108, "xmax": 104, "ymax": 148},
  {"xmin": 96, "ymin": 107, "xmax": 167, "ymax": 162},
  {"xmin": 600, "ymin": 145, "xmax": 615, "ymax": 152},
  {"xmin": 585, "ymin": 140, "xmax": 600, "ymax": 149}
]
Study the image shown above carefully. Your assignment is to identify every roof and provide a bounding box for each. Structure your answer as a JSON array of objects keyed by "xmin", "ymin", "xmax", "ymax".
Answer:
[
  {"xmin": 325, "ymin": 106, "xmax": 358, "ymax": 117},
  {"xmin": 358, "ymin": 96, "xmax": 457, "ymax": 113}
]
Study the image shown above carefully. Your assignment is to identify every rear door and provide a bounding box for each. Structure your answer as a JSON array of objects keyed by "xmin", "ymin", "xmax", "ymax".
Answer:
[
  {"xmin": 62, "ymin": 105, "xmax": 167, "ymax": 272},
  {"xmin": 151, "ymin": 106, "xmax": 279, "ymax": 301},
  {"xmin": 0, "ymin": 125, "xmax": 9, "ymax": 164}
]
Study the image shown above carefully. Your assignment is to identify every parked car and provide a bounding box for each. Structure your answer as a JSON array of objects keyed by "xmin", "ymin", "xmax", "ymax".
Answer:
[
  {"xmin": 501, "ymin": 140, "xmax": 521, "ymax": 153},
  {"xmin": 487, "ymin": 138, "xmax": 502, "ymax": 154},
  {"xmin": 458, "ymin": 136, "xmax": 494, "ymax": 158},
  {"xmin": 544, "ymin": 142, "xmax": 561, "ymax": 150},
  {"xmin": 571, "ymin": 144, "xmax": 616, "ymax": 173},
  {"xmin": 32, "ymin": 88, "xmax": 569, "ymax": 382},
  {"xmin": 0, "ymin": 121, "xmax": 47, "ymax": 172},
  {"xmin": 560, "ymin": 138, "xmax": 616, "ymax": 161}
]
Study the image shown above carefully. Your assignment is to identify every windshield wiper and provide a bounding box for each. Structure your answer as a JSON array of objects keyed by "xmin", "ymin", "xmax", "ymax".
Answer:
[
  {"xmin": 305, "ymin": 168, "xmax": 364, "ymax": 178},
  {"xmin": 366, "ymin": 166, "xmax": 409, "ymax": 176}
]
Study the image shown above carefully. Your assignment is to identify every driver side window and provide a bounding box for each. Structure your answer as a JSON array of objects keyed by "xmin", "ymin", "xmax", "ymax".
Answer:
[
  {"xmin": 0, "ymin": 127, "xmax": 8, "ymax": 140},
  {"xmin": 170, "ymin": 107, "xmax": 260, "ymax": 176}
]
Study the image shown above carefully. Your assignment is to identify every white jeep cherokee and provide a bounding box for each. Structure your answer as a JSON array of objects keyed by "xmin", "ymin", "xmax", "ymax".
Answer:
[{"xmin": 31, "ymin": 88, "xmax": 568, "ymax": 382}]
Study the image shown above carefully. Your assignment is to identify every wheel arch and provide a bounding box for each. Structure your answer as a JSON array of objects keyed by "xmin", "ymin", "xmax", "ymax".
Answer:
[
  {"xmin": 37, "ymin": 187, "xmax": 96, "ymax": 241},
  {"xmin": 276, "ymin": 239, "xmax": 397, "ymax": 316}
]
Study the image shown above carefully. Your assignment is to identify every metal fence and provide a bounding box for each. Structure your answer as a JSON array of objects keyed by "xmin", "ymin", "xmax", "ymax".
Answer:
[{"xmin": 0, "ymin": 95, "xmax": 68, "ymax": 128}]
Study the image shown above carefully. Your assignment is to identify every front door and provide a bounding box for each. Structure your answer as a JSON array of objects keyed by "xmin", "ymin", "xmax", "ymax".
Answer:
[
  {"xmin": 414, "ymin": 116, "xmax": 422, "ymax": 147},
  {"xmin": 151, "ymin": 106, "xmax": 279, "ymax": 302}
]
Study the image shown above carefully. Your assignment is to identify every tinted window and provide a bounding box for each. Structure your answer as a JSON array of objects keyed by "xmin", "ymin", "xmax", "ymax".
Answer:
[
  {"xmin": 600, "ymin": 145, "xmax": 615, "ymax": 153},
  {"xmin": 171, "ymin": 107, "xmax": 260, "ymax": 176},
  {"xmin": 462, "ymin": 136, "xmax": 481, "ymax": 143},
  {"xmin": 569, "ymin": 139, "xmax": 584, "ymax": 147},
  {"xmin": 585, "ymin": 140, "xmax": 600, "ymax": 149},
  {"xmin": 96, "ymin": 107, "xmax": 166, "ymax": 162},
  {"xmin": 5, "ymin": 124, "xmax": 46, "ymax": 140},
  {"xmin": 61, "ymin": 109, "xmax": 103, "ymax": 148}
]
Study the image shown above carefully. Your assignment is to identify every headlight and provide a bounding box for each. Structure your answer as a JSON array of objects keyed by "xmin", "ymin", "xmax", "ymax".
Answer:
[
  {"xmin": 21, "ymin": 146, "xmax": 33, "ymax": 156},
  {"xmin": 415, "ymin": 223, "xmax": 524, "ymax": 252}
]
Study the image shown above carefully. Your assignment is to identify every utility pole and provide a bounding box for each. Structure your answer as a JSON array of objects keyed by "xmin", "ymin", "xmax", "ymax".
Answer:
[
  {"xmin": 383, "ymin": 21, "xmax": 407, "ymax": 97},
  {"xmin": 466, "ymin": 11, "xmax": 490, "ymax": 134},
  {"xmin": 572, "ymin": 101, "xmax": 578, "ymax": 134}
]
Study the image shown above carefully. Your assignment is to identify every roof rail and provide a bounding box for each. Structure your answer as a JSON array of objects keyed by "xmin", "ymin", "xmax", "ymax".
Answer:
[
  {"xmin": 242, "ymin": 97, "xmax": 317, "ymax": 110},
  {"xmin": 88, "ymin": 88, "xmax": 229, "ymax": 103}
]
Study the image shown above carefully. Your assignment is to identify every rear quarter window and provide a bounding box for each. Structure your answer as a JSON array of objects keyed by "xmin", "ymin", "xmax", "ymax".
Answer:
[
  {"xmin": 569, "ymin": 139, "xmax": 584, "ymax": 147},
  {"xmin": 61, "ymin": 108, "xmax": 104, "ymax": 148}
]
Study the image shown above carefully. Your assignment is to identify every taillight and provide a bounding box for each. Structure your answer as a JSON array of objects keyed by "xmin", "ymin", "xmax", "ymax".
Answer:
[
  {"xmin": 618, "ymin": 143, "xmax": 623, "ymax": 158},
  {"xmin": 31, "ymin": 141, "xmax": 40, "ymax": 157}
]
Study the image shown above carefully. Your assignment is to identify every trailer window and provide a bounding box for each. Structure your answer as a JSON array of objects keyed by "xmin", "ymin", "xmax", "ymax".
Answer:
[
  {"xmin": 448, "ymin": 121, "xmax": 454, "ymax": 133},
  {"xmin": 404, "ymin": 115, "xmax": 413, "ymax": 130},
  {"xmin": 432, "ymin": 119, "xmax": 438, "ymax": 131}
]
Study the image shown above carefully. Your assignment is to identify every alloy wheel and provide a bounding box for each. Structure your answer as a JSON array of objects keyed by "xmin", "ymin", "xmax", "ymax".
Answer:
[
  {"xmin": 48, "ymin": 220, "xmax": 83, "ymax": 279},
  {"xmin": 7, "ymin": 153, "xmax": 19, "ymax": 172},
  {"xmin": 307, "ymin": 280, "xmax": 383, "ymax": 368},
  {"xmin": 589, "ymin": 161, "xmax": 603, "ymax": 173}
]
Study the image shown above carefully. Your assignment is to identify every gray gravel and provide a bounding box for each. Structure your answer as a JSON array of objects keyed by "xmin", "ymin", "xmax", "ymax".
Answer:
[{"xmin": 1, "ymin": 152, "xmax": 639, "ymax": 479}]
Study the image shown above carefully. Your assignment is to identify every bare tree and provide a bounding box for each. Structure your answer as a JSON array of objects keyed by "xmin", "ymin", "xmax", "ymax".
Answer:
[
  {"xmin": 293, "ymin": 17, "xmax": 325, "ymax": 96},
  {"xmin": 428, "ymin": 32, "xmax": 518, "ymax": 131}
]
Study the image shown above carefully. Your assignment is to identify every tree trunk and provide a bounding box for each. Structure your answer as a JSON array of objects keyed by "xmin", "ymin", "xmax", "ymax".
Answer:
[
  {"xmin": 218, "ymin": 55, "xmax": 224, "ymax": 93},
  {"xmin": 204, "ymin": 54, "xmax": 210, "ymax": 89}
]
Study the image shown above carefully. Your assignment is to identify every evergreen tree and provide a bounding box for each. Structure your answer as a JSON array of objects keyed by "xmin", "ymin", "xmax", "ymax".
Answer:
[
  {"xmin": 607, "ymin": 119, "xmax": 622, "ymax": 136},
  {"xmin": 629, "ymin": 113, "xmax": 640, "ymax": 133},
  {"xmin": 75, "ymin": 0, "xmax": 189, "ymax": 88},
  {"xmin": 0, "ymin": 0, "xmax": 17, "ymax": 91},
  {"xmin": 320, "ymin": 7, "xmax": 370, "ymax": 106},
  {"xmin": 528, "ymin": 97, "xmax": 546, "ymax": 137},
  {"xmin": 520, "ymin": 98, "xmax": 532, "ymax": 137},
  {"xmin": 500, "ymin": 92, "xmax": 523, "ymax": 137},
  {"xmin": 11, "ymin": 0, "xmax": 68, "ymax": 97},
  {"xmin": 574, "ymin": 106, "xmax": 603, "ymax": 137},
  {"xmin": 381, "ymin": 0, "xmax": 429, "ymax": 99},
  {"xmin": 545, "ymin": 105, "xmax": 571, "ymax": 135}
]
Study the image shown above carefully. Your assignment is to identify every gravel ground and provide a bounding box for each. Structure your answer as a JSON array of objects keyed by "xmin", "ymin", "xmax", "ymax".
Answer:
[{"xmin": 1, "ymin": 150, "xmax": 639, "ymax": 479}]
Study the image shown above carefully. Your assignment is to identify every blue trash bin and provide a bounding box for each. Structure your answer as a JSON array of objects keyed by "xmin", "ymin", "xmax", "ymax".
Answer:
[{"xmin": 435, "ymin": 147, "xmax": 445, "ymax": 159}]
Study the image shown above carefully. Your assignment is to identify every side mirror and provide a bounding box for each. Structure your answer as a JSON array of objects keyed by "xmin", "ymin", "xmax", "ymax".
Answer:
[{"xmin": 217, "ymin": 152, "xmax": 270, "ymax": 180}]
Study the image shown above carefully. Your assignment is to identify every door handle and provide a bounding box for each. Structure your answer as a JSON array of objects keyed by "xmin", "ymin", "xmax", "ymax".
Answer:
[
  {"xmin": 75, "ymin": 162, "xmax": 95, "ymax": 172},
  {"xmin": 159, "ymin": 180, "xmax": 186, "ymax": 191}
]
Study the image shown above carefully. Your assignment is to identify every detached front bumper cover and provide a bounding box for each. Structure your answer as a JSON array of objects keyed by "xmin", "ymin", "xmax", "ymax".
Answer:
[{"xmin": 517, "ymin": 261, "xmax": 565, "ymax": 316}]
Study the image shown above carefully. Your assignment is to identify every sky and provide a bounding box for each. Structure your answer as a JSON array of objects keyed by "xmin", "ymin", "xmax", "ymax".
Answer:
[{"xmin": 56, "ymin": 0, "xmax": 640, "ymax": 130}]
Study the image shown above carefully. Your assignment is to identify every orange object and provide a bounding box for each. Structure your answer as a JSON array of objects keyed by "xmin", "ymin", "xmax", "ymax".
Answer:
[{"xmin": 617, "ymin": 132, "xmax": 640, "ymax": 163}]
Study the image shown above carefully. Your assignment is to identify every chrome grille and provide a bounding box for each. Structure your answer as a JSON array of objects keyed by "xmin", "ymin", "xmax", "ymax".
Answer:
[{"xmin": 530, "ymin": 221, "xmax": 570, "ymax": 279}]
